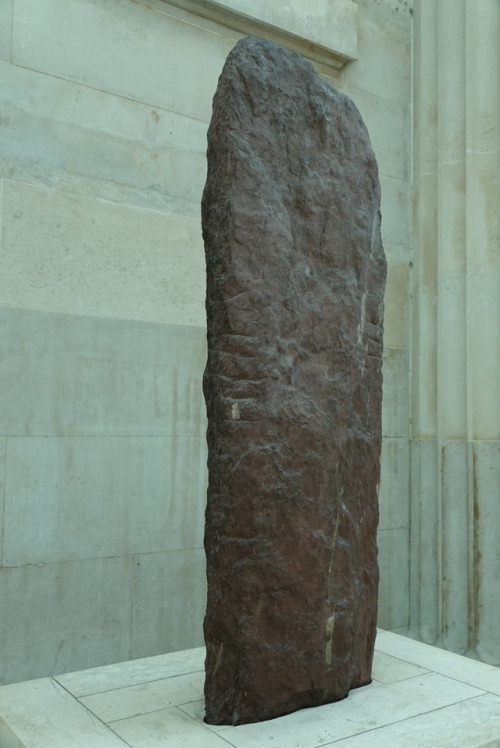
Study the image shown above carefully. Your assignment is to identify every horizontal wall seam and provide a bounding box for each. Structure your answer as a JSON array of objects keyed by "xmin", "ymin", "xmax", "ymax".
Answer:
[{"xmin": 160, "ymin": 0, "xmax": 357, "ymax": 72}]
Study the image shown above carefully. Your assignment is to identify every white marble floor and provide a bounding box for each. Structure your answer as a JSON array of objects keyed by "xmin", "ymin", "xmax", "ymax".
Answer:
[{"xmin": 1, "ymin": 631, "xmax": 500, "ymax": 747}]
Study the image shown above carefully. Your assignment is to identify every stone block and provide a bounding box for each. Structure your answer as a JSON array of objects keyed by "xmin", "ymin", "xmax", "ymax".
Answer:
[
  {"xmin": 170, "ymin": 0, "xmax": 358, "ymax": 64},
  {"xmin": 343, "ymin": 85, "xmax": 410, "ymax": 183},
  {"xmin": 441, "ymin": 439, "xmax": 469, "ymax": 654},
  {"xmin": 474, "ymin": 440, "xmax": 500, "ymax": 665},
  {"xmin": 79, "ymin": 672, "xmax": 204, "ymax": 724},
  {"xmin": 466, "ymin": 151, "xmax": 500, "ymax": 440},
  {"xmin": 465, "ymin": 20, "xmax": 500, "ymax": 156},
  {"xmin": 55, "ymin": 647, "xmax": 205, "ymax": 698},
  {"xmin": 203, "ymin": 37, "xmax": 385, "ymax": 724},
  {"xmin": 316, "ymin": 693, "xmax": 500, "ymax": 748},
  {"xmin": 6, "ymin": 636, "xmax": 500, "ymax": 748},
  {"xmin": 344, "ymin": 8, "xmax": 411, "ymax": 105},
  {"xmin": 12, "ymin": 0, "xmax": 235, "ymax": 121},
  {"xmin": 383, "ymin": 261, "xmax": 411, "ymax": 349},
  {"xmin": 0, "ymin": 557, "xmax": 133, "ymax": 685},
  {"xmin": 382, "ymin": 348, "xmax": 410, "ymax": 437},
  {"xmin": 110, "ymin": 706, "xmax": 232, "ymax": 748},
  {"xmin": 377, "ymin": 527, "xmax": 410, "ymax": 630},
  {"xmin": 0, "ymin": 1, "xmax": 12, "ymax": 61},
  {"xmin": 376, "ymin": 628, "xmax": 500, "ymax": 696},
  {"xmin": 371, "ymin": 651, "xmax": 429, "ymax": 684},
  {"xmin": 410, "ymin": 438, "xmax": 439, "ymax": 644},
  {"xmin": 379, "ymin": 173, "xmax": 411, "ymax": 249},
  {"xmin": 0, "ymin": 181, "xmax": 205, "ymax": 325},
  {"xmin": 0, "ymin": 60, "xmax": 206, "ymax": 216},
  {"xmin": 411, "ymin": 179, "xmax": 438, "ymax": 443},
  {"xmin": 130, "ymin": 549, "xmax": 206, "ymax": 660},
  {"xmin": 379, "ymin": 437, "xmax": 410, "ymax": 531},
  {"xmin": 433, "ymin": 164, "xmax": 467, "ymax": 443},
  {"xmin": 2, "ymin": 436, "xmax": 206, "ymax": 566},
  {"xmin": 184, "ymin": 672, "xmax": 489, "ymax": 747},
  {"xmin": 0, "ymin": 308, "xmax": 206, "ymax": 437},
  {"xmin": 0, "ymin": 677, "xmax": 128, "ymax": 747},
  {"xmin": 382, "ymin": 241, "xmax": 412, "ymax": 264},
  {"xmin": 0, "ymin": 437, "xmax": 5, "ymax": 561},
  {"xmin": 355, "ymin": 0, "xmax": 414, "ymax": 29}
]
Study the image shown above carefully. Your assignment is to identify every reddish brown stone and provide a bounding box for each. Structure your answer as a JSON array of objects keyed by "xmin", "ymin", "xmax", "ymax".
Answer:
[{"xmin": 202, "ymin": 37, "xmax": 386, "ymax": 726}]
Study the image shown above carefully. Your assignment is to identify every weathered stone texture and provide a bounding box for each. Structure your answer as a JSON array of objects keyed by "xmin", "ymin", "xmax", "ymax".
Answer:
[{"xmin": 202, "ymin": 36, "xmax": 386, "ymax": 726}]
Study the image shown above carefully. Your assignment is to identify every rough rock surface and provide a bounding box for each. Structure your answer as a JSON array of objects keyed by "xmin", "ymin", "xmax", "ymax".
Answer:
[{"xmin": 202, "ymin": 36, "xmax": 386, "ymax": 726}]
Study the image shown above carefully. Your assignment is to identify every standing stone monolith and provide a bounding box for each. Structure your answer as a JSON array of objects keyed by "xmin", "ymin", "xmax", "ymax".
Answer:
[{"xmin": 202, "ymin": 36, "xmax": 386, "ymax": 726}]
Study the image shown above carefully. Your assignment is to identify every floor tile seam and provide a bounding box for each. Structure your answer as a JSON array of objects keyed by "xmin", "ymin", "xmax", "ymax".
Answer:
[
  {"xmin": 374, "ymin": 669, "xmax": 432, "ymax": 685},
  {"xmin": 376, "ymin": 646, "xmax": 500, "ymax": 692},
  {"xmin": 373, "ymin": 646, "xmax": 433, "ymax": 669},
  {"xmin": 368, "ymin": 668, "xmax": 478, "ymax": 691},
  {"xmin": 213, "ymin": 729, "xmax": 241, "ymax": 748},
  {"xmin": 47, "ymin": 678, "xmax": 132, "ymax": 746},
  {"xmin": 176, "ymin": 702, "xmax": 224, "ymax": 733},
  {"xmin": 48, "ymin": 676, "xmax": 100, "ymax": 710},
  {"xmin": 174, "ymin": 678, "xmax": 482, "ymax": 738},
  {"xmin": 375, "ymin": 637, "xmax": 463, "ymax": 662},
  {"xmin": 103, "ymin": 698, "xmax": 203, "ymax": 725},
  {"xmin": 428, "ymin": 670, "xmax": 496, "ymax": 695},
  {"xmin": 406, "ymin": 660, "xmax": 499, "ymax": 689},
  {"xmin": 74, "ymin": 670, "xmax": 204, "ymax": 698},
  {"xmin": 175, "ymin": 704, "xmax": 244, "ymax": 748},
  {"xmin": 312, "ymin": 692, "xmax": 492, "ymax": 747},
  {"xmin": 107, "ymin": 702, "xmax": 234, "ymax": 745},
  {"xmin": 372, "ymin": 650, "xmax": 432, "ymax": 673},
  {"xmin": 101, "ymin": 721, "xmax": 135, "ymax": 748}
]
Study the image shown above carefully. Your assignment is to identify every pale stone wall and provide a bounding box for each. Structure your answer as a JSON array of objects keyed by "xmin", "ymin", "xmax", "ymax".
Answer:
[
  {"xmin": 411, "ymin": 0, "xmax": 500, "ymax": 664},
  {"xmin": 0, "ymin": 0, "xmax": 413, "ymax": 684}
]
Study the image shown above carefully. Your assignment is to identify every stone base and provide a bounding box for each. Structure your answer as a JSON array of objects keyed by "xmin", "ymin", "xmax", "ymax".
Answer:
[{"xmin": 2, "ymin": 631, "xmax": 500, "ymax": 746}]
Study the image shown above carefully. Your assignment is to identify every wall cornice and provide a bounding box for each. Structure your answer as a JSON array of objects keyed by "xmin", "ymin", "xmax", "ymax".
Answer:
[{"xmin": 161, "ymin": 0, "xmax": 357, "ymax": 73}]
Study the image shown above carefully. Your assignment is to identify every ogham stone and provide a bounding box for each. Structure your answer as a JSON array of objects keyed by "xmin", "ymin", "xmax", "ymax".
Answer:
[{"xmin": 202, "ymin": 36, "xmax": 386, "ymax": 726}]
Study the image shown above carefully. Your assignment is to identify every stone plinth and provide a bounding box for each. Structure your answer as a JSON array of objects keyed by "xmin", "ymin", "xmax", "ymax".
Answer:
[{"xmin": 202, "ymin": 36, "xmax": 386, "ymax": 725}]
